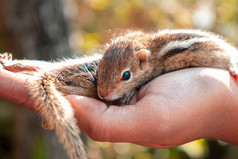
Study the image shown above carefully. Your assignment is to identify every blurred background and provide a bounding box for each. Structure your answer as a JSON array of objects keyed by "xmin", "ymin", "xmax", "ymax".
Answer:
[{"xmin": 0, "ymin": 0, "xmax": 238, "ymax": 159}]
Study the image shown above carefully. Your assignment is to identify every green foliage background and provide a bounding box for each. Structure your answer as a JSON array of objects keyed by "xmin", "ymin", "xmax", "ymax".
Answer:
[{"xmin": 1, "ymin": 0, "xmax": 238, "ymax": 159}]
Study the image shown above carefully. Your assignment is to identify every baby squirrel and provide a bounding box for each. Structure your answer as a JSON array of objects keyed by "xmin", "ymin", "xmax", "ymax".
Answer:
[
  {"xmin": 97, "ymin": 29, "xmax": 238, "ymax": 104},
  {"xmin": 0, "ymin": 53, "xmax": 102, "ymax": 159}
]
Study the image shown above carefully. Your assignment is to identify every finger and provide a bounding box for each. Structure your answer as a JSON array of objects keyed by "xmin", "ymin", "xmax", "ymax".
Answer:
[
  {"xmin": 0, "ymin": 68, "xmax": 34, "ymax": 110},
  {"xmin": 66, "ymin": 95, "xmax": 147, "ymax": 143},
  {"xmin": 132, "ymin": 142, "xmax": 177, "ymax": 148}
]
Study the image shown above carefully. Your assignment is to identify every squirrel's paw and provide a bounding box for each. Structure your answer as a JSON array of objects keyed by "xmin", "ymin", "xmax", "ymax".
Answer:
[
  {"xmin": 0, "ymin": 53, "xmax": 13, "ymax": 67},
  {"xmin": 229, "ymin": 66, "xmax": 238, "ymax": 80},
  {"xmin": 0, "ymin": 53, "xmax": 12, "ymax": 61}
]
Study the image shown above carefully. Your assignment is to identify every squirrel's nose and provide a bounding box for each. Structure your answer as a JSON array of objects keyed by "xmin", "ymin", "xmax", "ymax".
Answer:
[
  {"xmin": 97, "ymin": 88, "xmax": 108, "ymax": 99},
  {"xmin": 98, "ymin": 92, "xmax": 108, "ymax": 99}
]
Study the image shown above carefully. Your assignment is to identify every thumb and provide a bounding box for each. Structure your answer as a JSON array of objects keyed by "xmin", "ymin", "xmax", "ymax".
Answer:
[{"xmin": 66, "ymin": 95, "xmax": 144, "ymax": 142}]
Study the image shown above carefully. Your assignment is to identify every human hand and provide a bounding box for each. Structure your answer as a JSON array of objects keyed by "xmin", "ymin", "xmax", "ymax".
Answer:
[{"xmin": 67, "ymin": 68, "xmax": 238, "ymax": 148}]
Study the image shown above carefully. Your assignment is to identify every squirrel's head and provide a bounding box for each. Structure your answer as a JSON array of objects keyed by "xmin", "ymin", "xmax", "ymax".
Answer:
[{"xmin": 97, "ymin": 33, "xmax": 151, "ymax": 102}]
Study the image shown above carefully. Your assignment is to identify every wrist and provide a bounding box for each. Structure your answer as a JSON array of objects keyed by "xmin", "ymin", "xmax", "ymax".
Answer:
[{"xmin": 198, "ymin": 69, "xmax": 238, "ymax": 144}]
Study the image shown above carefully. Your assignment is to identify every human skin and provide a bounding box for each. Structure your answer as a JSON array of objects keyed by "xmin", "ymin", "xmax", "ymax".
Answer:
[{"xmin": 1, "ymin": 65, "xmax": 238, "ymax": 148}]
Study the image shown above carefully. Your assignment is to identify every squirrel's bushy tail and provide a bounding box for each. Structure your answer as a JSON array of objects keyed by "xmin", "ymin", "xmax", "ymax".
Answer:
[{"xmin": 29, "ymin": 73, "xmax": 87, "ymax": 159}]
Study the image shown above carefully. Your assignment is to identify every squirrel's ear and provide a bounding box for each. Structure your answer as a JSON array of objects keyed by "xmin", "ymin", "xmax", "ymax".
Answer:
[{"xmin": 135, "ymin": 49, "xmax": 150, "ymax": 62}]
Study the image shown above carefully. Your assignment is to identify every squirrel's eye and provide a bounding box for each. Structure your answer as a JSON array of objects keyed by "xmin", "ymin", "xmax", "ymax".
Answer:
[{"xmin": 121, "ymin": 71, "xmax": 131, "ymax": 81}]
